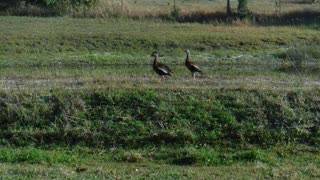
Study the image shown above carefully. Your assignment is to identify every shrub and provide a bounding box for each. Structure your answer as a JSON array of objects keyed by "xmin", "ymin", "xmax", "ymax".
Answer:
[
  {"xmin": 0, "ymin": 0, "xmax": 100, "ymax": 16},
  {"xmin": 113, "ymin": 150, "xmax": 146, "ymax": 163},
  {"xmin": 238, "ymin": 0, "xmax": 250, "ymax": 19},
  {"xmin": 0, "ymin": 0, "xmax": 21, "ymax": 10},
  {"xmin": 170, "ymin": 6, "xmax": 181, "ymax": 20}
]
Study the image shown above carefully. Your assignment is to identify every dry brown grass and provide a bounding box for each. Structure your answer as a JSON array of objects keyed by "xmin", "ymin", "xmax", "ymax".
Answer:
[
  {"xmin": 78, "ymin": 0, "xmax": 320, "ymax": 24},
  {"xmin": 65, "ymin": 0, "xmax": 130, "ymax": 18},
  {"xmin": 1, "ymin": 0, "xmax": 319, "ymax": 23},
  {"xmin": 124, "ymin": 0, "xmax": 320, "ymax": 17}
]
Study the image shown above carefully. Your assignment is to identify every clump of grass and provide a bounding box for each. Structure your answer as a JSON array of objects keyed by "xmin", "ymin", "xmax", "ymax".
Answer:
[
  {"xmin": 278, "ymin": 43, "xmax": 320, "ymax": 72},
  {"xmin": 153, "ymin": 146, "xmax": 278, "ymax": 166},
  {"xmin": 67, "ymin": 0, "xmax": 130, "ymax": 18},
  {"xmin": 113, "ymin": 150, "xmax": 146, "ymax": 163},
  {"xmin": 0, "ymin": 147, "xmax": 76, "ymax": 164},
  {"xmin": 170, "ymin": 147, "xmax": 200, "ymax": 165}
]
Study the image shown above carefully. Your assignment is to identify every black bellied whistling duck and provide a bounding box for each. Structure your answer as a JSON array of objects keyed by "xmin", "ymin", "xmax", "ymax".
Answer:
[
  {"xmin": 184, "ymin": 49, "xmax": 202, "ymax": 79},
  {"xmin": 151, "ymin": 51, "xmax": 173, "ymax": 80}
]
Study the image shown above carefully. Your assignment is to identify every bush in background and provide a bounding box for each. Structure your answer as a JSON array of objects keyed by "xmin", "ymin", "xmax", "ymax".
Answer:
[
  {"xmin": 0, "ymin": 0, "xmax": 100, "ymax": 16},
  {"xmin": 0, "ymin": 0, "xmax": 21, "ymax": 10}
]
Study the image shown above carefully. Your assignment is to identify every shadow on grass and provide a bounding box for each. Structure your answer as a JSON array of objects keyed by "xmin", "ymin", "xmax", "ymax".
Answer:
[
  {"xmin": 162, "ymin": 10, "xmax": 320, "ymax": 27},
  {"xmin": 277, "ymin": 65, "xmax": 320, "ymax": 75},
  {"xmin": 253, "ymin": 10, "xmax": 320, "ymax": 27}
]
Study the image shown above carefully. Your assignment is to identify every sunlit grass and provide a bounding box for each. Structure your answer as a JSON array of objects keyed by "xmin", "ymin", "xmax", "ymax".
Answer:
[
  {"xmin": 0, "ymin": 63, "xmax": 318, "ymax": 91},
  {"xmin": 0, "ymin": 16, "xmax": 319, "ymax": 61},
  {"xmin": 0, "ymin": 13, "xmax": 319, "ymax": 179},
  {"xmin": 0, "ymin": 145, "xmax": 318, "ymax": 178}
]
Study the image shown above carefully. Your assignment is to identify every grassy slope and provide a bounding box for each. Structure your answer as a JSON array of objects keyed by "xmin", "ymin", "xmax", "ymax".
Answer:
[
  {"xmin": 0, "ymin": 88, "xmax": 319, "ymax": 179},
  {"xmin": 1, "ymin": 88, "xmax": 319, "ymax": 146}
]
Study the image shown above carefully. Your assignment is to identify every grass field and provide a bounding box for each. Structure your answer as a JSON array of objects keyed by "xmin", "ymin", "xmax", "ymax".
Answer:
[
  {"xmin": 0, "ymin": 16, "xmax": 319, "ymax": 91},
  {"xmin": 0, "ymin": 12, "xmax": 319, "ymax": 178},
  {"xmin": 0, "ymin": 146, "xmax": 318, "ymax": 178}
]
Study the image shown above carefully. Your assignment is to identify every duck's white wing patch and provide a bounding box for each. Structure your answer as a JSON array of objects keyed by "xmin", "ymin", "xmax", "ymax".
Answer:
[
  {"xmin": 192, "ymin": 64, "xmax": 200, "ymax": 71},
  {"xmin": 158, "ymin": 67, "xmax": 169, "ymax": 74}
]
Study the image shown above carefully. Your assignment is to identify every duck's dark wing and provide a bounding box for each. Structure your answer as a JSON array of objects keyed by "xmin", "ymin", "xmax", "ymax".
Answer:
[
  {"xmin": 161, "ymin": 63, "xmax": 173, "ymax": 73},
  {"xmin": 190, "ymin": 62, "xmax": 201, "ymax": 72},
  {"xmin": 186, "ymin": 60, "xmax": 201, "ymax": 73}
]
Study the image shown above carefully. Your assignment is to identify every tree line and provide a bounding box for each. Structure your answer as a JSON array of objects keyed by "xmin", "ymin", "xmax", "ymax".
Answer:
[
  {"xmin": 1, "ymin": 0, "xmax": 249, "ymax": 14},
  {"xmin": 0, "ymin": 0, "xmax": 97, "ymax": 10}
]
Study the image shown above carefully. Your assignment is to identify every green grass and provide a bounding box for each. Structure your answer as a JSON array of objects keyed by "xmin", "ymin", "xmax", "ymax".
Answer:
[
  {"xmin": 0, "ymin": 145, "xmax": 319, "ymax": 178},
  {"xmin": 0, "ymin": 16, "xmax": 319, "ymax": 92},
  {"xmin": 0, "ymin": 16, "xmax": 319, "ymax": 67},
  {"xmin": 0, "ymin": 63, "xmax": 319, "ymax": 91},
  {"xmin": 0, "ymin": 16, "xmax": 319, "ymax": 178},
  {"xmin": 0, "ymin": 88, "xmax": 318, "ymax": 147},
  {"xmin": 1, "ymin": 161, "xmax": 318, "ymax": 179}
]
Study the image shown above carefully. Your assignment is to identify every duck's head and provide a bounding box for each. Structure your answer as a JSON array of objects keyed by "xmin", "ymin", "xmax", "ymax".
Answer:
[
  {"xmin": 151, "ymin": 51, "xmax": 159, "ymax": 57},
  {"xmin": 184, "ymin": 49, "xmax": 190, "ymax": 54}
]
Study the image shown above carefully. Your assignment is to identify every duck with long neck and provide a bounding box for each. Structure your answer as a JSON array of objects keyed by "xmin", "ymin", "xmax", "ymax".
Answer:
[
  {"xmin": 151, "ymin": 51, "xmax": 172, "ymax": 80},
  {"xmin": 184, "ymin": 49, "xmax": 202, "ymax": 79},
  {"xmin": 152, "ymin": 52, "xmax": 159, "ymax": 67}
]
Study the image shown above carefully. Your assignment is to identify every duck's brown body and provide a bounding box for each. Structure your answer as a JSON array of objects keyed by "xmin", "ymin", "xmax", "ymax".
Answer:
[
  {"xmin": 151, "ymin": 51, "xmax": 172, "ymax": 80},
  {"xmin": 184, "ymin": 50, "xmax": 202, "ymax": 79}
]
